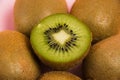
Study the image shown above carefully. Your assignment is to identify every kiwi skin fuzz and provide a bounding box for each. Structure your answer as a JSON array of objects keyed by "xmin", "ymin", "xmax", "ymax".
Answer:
[
  {"xmin": 14, "ymin": 0, "xmax": 68, "ymax": 36},
  {"xmin": 71, "ymin": 0, "xmax": 120, "ymax": 43},
  {"xmin": 0, "ymin": 30, "xmax": 41, "ymax": 80},
  {"xmin": 83, "ymin": 33, "xmax": 120, "ymax": 80},
  {"xmin": 38, "ymin": 71, "xmax": 81, "ymax": 80}
]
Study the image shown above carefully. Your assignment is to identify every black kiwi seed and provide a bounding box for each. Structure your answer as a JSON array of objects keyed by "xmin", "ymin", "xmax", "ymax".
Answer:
[
  {"xmin": 58, "ymin": 24, "xmax": 63, "ymax": 29},
  {"xmin": 70, "ymin": 30, "xmax": 73, "ymax": 34},
  {"xmin": 49, "ymin": 28, "xmax": 52, "ymax": 30}
]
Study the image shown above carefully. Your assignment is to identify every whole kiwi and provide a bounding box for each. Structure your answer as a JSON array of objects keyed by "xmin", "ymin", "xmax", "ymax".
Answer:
[
  {"xmin": 0, "ymin": 30, "xmax": 41, "ymax": 80},
  {"xmin": 38, "ymin": 71, "xmax": 81, "ymax": 80},
  {"xmin": 83, "ymin": 33, "xmax": 120, "ymax": 80},
  {"xmin": 71, "ymin": 0, "xmax": 120, "ymax": 43},
  {"xmin": 14, "ymin": 0, "xmax": 68, "ymax": 36}
]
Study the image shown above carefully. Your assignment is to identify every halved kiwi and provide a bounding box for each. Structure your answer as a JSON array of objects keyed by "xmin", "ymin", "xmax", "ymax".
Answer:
[
  {"xmin": 0, "ymin": 30, "xmax": 41, "ymax": 80},
  {"xmin": 30, "ymin": 13, "xmax": 92, "ymax": 70},
  {"xmin": 14, "ymin": 0, "xmax": 68, "ymax": 36},
  {"xmin": 38, "ymin": 71, "xmax": 81, "ymax": 80}
]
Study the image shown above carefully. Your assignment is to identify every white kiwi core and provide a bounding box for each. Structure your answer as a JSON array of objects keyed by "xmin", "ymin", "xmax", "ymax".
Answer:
[{"xmin": 52, "ymin": 30, "xmax": 70, "ymax": 45}]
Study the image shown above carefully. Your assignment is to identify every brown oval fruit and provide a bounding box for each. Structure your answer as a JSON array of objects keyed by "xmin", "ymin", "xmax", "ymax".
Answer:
[
  {"xmin": 14, "ymin": 0, "xmax": 68, "ymax": 36},
  {"xmin": 39, "ymin": 71, "xmax": 81, "ymax": 80},
  {"xmin": 71, "ymin": 0, "xmax": 120, "ymax": 43},
  {"xmin": 83, "ymin": 33, "xmax": 120, "ymax": 80},
  {"xmin": 0, "ymin": 30, "xmax": 41, "ymax": 80}
]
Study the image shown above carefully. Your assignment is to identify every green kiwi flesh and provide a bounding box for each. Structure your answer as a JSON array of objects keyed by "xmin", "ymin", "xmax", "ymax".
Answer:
[
  {"xmin": 0, "ymin": 30, "xmax": 41, "ymax": 80},
  {"xmin": 71, "ymin": 0, "xmax": 120, "ymax": 43},
  {"xmin": 83, "ymin": 33, "xmax": 120, "ymax": 80},
  {"xmin": 39, "ymin": 71, "xmax": 81, "ymax": 80},
  {"xmin": 30, "ymin": 13, "xmax": 92, "ymax": 70},
  {"xmin": 14, "ymin": 0, "xmax": 68, "ymax": 36}
]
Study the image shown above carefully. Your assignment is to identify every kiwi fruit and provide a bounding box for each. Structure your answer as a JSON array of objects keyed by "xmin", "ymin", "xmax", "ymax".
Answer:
[
  {"xmin": 38, "ymin": 71, "xmax": 81, "ymax": 80},
  {"xmin": 0, "ymin": 30, "xmax": 41, "ymax": 80},
  {"xmin": 82, "ymin": 33, "xmax": 120, "ymax": 80},
  {"xmin": 30, "ymin": 13, "xmax": 92, "ymax": 70},
  {"xmin": 71, "ymin": 0, "xmax": 120, "ymax": 43},
  {"xmin": 14, "ymin": 0, "xmax": 68, "ymax": 36}
]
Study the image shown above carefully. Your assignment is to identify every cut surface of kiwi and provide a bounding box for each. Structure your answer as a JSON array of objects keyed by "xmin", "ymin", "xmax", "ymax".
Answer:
[
  {"xmin": 71, "ymin": 0, "xmax": 120, "ymax": 43},
  {"xmin": 83, "ymin": 33, "xmax": 120, "ymax": 80},
  {"xmin": 0, "ymin": 30, "xmax": 41, "ymax": 80},
  {"xmin": 38, "ymin": 71, "xmax": 81, "ymax": 80},
  {"xmin": 14, "ymin": 0, "xmax": 68, "ymax": 36},
  {"xmin": 30, "ymin": 13, "xmax": 92, "ymax": 70}
]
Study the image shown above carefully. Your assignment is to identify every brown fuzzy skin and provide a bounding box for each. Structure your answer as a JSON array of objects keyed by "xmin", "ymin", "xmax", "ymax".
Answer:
[
  {"xmin": 0, "ymin": 30, "xmax": 41, "ymax": 80},
  {"xmin": 71, "ymin": 0, "xmax": 120, "ymax": 43},
  {"xmin": 14, "ymin": 0, "xmax": 68, "ymax": 36},
  {"xmin": 38, "ymin": 71, "xmax": 81, "ymax": 80},
  {"xmin": 116, "ymin": 17, "xmax": 120, "ymax": 34},
  {"xmin": 83, "ymin": 33, "xmax": 120, "ymax": 80}
]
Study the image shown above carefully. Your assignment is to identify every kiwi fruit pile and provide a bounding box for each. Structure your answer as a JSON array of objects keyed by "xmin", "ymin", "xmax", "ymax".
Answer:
[
  {"xmin": 14, "ymin": 0, "xmax": 68, "ymax": 36},
  {"xmin": 1, "ymin": 0, "xmax": 120, "ymax": 79},
  {"xmin": 71, "ymin": 0, "xmax": 120, "ymax": 43},
  {"xmin": 0, "ymin": 30, "xmax": 41, "ymax": 80},
  {"xmin": 38, "ymin": 71, "xmax": 81, "ymax": 80}
]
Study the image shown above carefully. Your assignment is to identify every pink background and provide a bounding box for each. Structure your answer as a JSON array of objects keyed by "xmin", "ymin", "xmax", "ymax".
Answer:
[{"xmin": 0, "ymin": 0, "xmax": 76, "ymax": 31}]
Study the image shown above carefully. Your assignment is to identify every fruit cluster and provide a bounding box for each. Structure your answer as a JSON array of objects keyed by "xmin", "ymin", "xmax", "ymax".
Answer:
[{"xmin": 0, "ymin": 0, "xmax": 120, "ymax": 80}]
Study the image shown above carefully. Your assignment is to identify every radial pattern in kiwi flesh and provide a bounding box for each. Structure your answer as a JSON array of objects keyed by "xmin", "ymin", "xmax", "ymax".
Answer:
[
  {"xmin": 14, "ymin": 0, "xmax": 68, "ymax": 36},
  {"xmin": 30, "ymin": 13, "xmax": 92, "ymax": 70}
]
